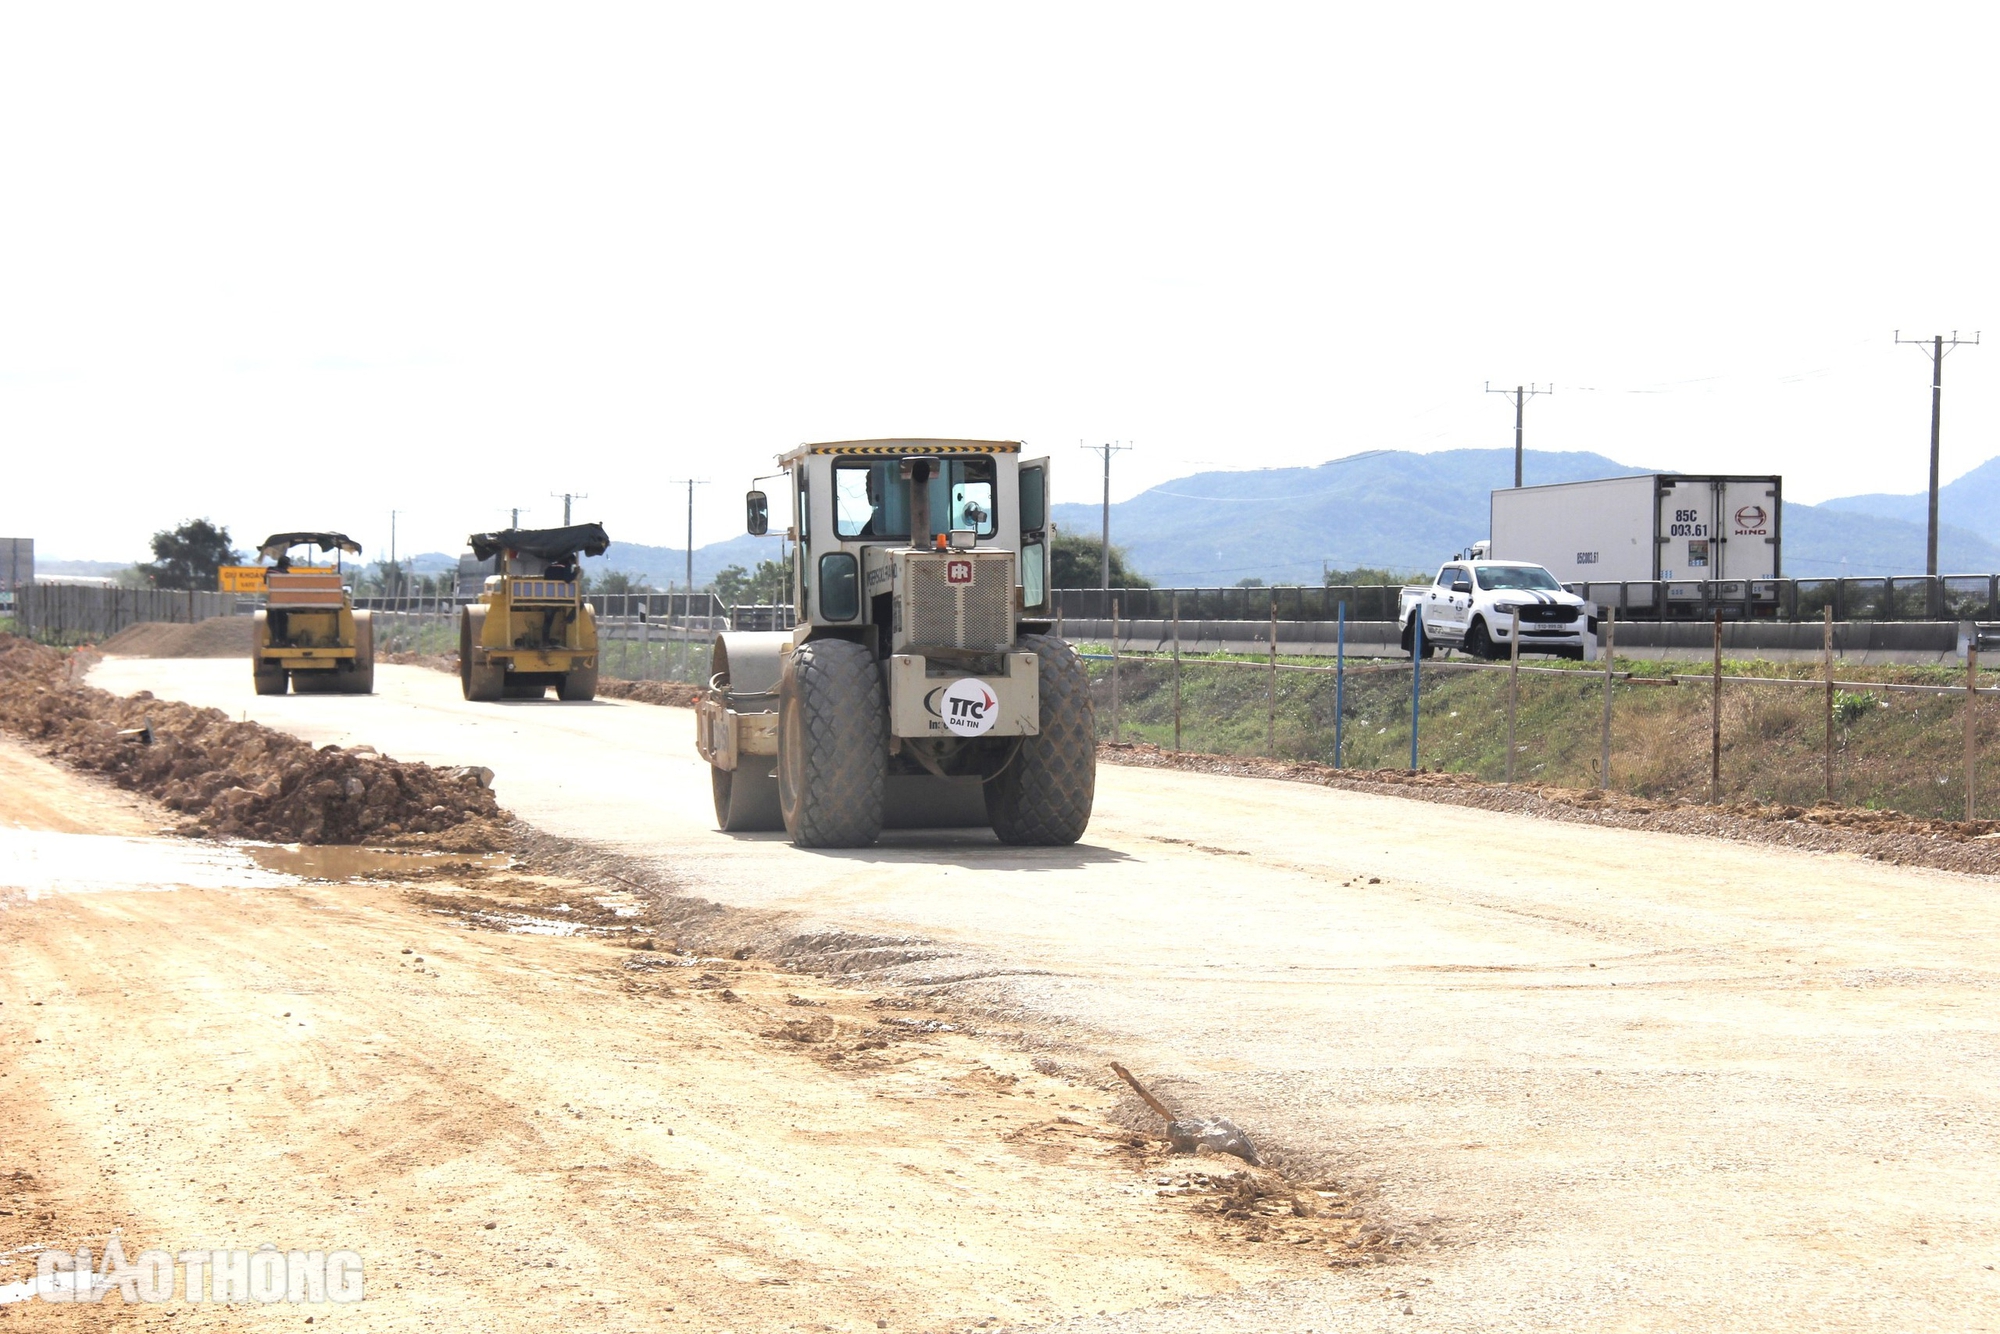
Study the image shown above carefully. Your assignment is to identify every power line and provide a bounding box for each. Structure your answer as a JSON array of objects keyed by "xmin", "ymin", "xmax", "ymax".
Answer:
[
  {"xmin": 1894, "ymin": 330, "xmax": 1981, "ymax": 577},
  {"xmin": 1079, "ymin": 442, "xmax": 1133, "ymax": 589},
  {"xmin": 1485, "ymin": 384, "xmax": 1552, "ymax": 488},
  {"xmin": 387, "ymin": 510, "xmax": 404, "ymax": 594},
  {"xmin": 549, "ymin": 492, "xmax": 590, "ymax": 526},
  {"xmin": 664, "ymin": 479, "xmax": 710, "ymax": 595}
]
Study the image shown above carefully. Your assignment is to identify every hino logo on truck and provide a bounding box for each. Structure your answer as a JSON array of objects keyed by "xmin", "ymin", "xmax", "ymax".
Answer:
[
  {"xmin": 927, "ymin": 678, "xmax": 999, "ymax": 737},
  {"xmin": 1733, "ymin": 504, "xmax": 1769, "ymax": 535}
]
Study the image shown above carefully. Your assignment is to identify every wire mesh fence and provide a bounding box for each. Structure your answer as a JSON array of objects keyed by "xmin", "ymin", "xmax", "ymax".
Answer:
[
  {"xmin": 15, "ymin": 584, "xmax": 239, "ymax": 645},
  {"xmin": 1078, "ymin": 641, "xmax": 1998, "ymax": 821}
]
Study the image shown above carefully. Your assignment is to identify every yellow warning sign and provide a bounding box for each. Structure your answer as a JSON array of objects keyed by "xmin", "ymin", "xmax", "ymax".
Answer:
[{"xmin": 218, "ymin": 565, "xmax": 336, "ymax": 593}]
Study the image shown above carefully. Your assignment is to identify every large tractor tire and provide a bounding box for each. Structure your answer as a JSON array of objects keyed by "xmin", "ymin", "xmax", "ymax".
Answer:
[
  {"xmin": 460, "ymin": 606, "xmax": 504, "ymax": 701},
  {"xmin": 557, "ymin": 662, "xmax": 598, "ymax": 701},
  {"xmin": 985, "ymin": 633, "xmax": 1096, "ymax": 845},
  {"xmin": 776, "ymin": 638, "xmax": 886, "ymax": 848},
  {"xmin": 713, "ymin": 762, "xmax": 782, "ymax": 832},
  {"xmin": 343, "ymin": 611, "xmax": 376, "ymax": 694},
  {"xmin": 251, "ymin": 610, "xmax": 287, "ymax": 694}
]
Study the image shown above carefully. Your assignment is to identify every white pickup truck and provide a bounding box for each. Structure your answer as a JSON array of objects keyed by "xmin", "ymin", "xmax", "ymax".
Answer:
[{"xmin": 1397, "ymin": 560, "xmax": 1594, "ymax": 660}]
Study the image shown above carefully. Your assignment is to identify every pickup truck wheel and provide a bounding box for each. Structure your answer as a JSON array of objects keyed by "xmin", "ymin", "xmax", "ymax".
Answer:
[
  {"xmin": 777, "ymin": 638, "xmax": 886, "ymax": 847},
  {"xmin": 986, "ymin": 633, "xmax": 1096, "ymax": 845},
  {"xmin": 1401, "ymin": 615, "xmax": 1434, "ymax": 660},
  {"xmin": 1464, "ymin": 617, "xmax": 1496, "ymax": 661}
]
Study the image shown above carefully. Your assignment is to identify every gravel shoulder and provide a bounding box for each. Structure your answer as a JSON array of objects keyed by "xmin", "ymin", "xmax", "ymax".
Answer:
[{"xmin": 1100, "ymin": 741, "xmax": 2000, "ymax": 879}]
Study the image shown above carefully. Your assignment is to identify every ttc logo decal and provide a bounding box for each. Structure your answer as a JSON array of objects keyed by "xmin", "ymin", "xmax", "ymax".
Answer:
[{"xmin": 927, "ymin": 678, "xmax": 999, "ymax": 736}]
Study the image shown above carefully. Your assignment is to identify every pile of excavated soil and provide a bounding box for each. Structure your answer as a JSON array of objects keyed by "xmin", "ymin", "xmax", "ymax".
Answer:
[
  {"xmin": 1101, "ymin": 741, "xmax": 2000, "ymax": 878},
  {"xmin": 0, "ymin": 635, "xmax": 506, "ymax": 845},
  {"xmin": 100, "ymin": 614, "xmax": 253, "ymax": 658},
  {"xmin": 596, "ymin": 679, "xmax": 700, "ymax": 707}
]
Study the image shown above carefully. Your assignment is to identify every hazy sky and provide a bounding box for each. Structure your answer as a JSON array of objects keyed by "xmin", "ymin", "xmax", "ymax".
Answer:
[{"xmin": 4, "ymin": 4, "xmax": 1997, "ymax": 563}]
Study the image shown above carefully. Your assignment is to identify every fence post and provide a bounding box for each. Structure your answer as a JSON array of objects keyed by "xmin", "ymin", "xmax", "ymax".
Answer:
[
  {"xmin": 1171, "ymin": 590, "xmax": 1182, "ymax": 753},
  {"xmin": 1711, "ymin": 609, "xmax": 1723, "ymax": 804},
  {"xmin": 1823, "ymin": 606, "xmax": 1835, "ymax": 804},
  {"xmin": 1110, "ymin": 595, "xmax": 1121, "ymax": 745},
  {"xmin": 1600, "ymin": 608, "xmax": 1615, "ymax": 790},
  {"xmin": 1334, "ymin": 602, "xmax": 1346, "ymax": 769},
  {"xmin": 1506, "ymin": 609, "xmax": 1520, "ymax": 783},
  {"xmin": 1968, "ymin": 642, "xmax": 1980, "ymax": 822},
  {"xmin": 1266, "ymin": 592, "xmax": 1277, "ymax": 757},
  {"xmin": 1410, "ymin": 612, "xmax": 1423, "ymax": 771}
]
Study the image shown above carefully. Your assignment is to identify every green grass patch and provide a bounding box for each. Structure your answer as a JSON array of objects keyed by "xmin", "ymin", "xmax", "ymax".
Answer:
[{"xmin": 1080, "ymin": 648, "xmax": 1998, "ymax": 819}]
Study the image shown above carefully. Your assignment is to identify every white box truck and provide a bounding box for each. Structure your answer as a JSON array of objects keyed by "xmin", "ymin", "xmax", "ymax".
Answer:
[{"xmin": 1490, "ymin": 474, "xmax": 1781, "ymax": 585}]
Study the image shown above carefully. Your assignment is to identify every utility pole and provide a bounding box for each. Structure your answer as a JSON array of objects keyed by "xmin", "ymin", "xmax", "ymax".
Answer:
[
  {"xmin": 665, "ymin": 479, "xmax": 710, "ymax": 598},
  {"xmin": 389, "ymin": 510, "xmax": 400, "ymax": 595},
  {"xmin": 1079, "ymin": 441, "xmax": 1133, "ymax": 588},
  {"xmin": 510, "ymin": 508, "xmax": 521, "ymax": 528},
  {"xmin": 1485, "ymin": 383, "xmax": 1552, "ymax": 488},
  {"xmin": 550, "ymin": 492, "xmax": 589, "ymax": 526},
  {"xmin": 1895, "ymin": 331, "xmax": 1980, "ymax": 576}
]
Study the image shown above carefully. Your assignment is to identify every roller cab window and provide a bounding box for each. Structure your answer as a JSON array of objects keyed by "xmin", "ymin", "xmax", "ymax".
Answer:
[{"xmin": 834, "ymin": 459, "xmax": 997, "ymax": 542}]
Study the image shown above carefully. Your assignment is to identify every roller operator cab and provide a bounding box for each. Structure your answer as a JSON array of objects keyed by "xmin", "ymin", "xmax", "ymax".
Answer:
[
  {"xmin": 251, "ymin": 532, "xmax": 374, "ymax": 695},
  {"xmin": 458, "ymin": 523, "xmax": 609, "ymax": 702},
  {"xmin": 697, "ymin": 439, "xmax": 1095, "ymax": 848}
]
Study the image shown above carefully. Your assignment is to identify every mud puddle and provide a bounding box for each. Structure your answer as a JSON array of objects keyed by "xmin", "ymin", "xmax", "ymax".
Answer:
[{"xmin": 245, "ymin": 842, "xmax": 511, "ymax": 880}]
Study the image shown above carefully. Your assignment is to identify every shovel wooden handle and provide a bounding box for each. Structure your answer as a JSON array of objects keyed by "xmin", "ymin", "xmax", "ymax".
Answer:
[{"xmin": 1109, "ymin": 1062, "xmax": 1178, "ymax": 1123}]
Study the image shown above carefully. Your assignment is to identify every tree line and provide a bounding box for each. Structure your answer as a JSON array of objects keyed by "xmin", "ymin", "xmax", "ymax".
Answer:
[{"xmin": 127, "ymin": 519, "xmax": 1418, "ymax": 597}]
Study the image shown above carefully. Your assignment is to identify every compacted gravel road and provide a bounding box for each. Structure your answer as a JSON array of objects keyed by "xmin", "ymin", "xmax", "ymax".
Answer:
[{"xmin": 75, "ymin": 656, "xmax": 2000, "ymax": 1330}]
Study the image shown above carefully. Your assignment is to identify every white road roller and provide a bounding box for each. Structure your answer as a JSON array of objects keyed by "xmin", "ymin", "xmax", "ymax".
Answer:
[{"xmin": 696, "ymin": 439, "xmax": 1094, "ymax": 848}]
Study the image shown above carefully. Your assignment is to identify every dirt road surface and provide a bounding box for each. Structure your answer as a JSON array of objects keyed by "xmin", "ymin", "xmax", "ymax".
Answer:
[
  {"xmin": 33, "ymin": 657, "xmax": 2000, "ymax": 1327},
  {"xmin": 1, "ymin": 734, "xmax": 1351, "ymax": 1330}
]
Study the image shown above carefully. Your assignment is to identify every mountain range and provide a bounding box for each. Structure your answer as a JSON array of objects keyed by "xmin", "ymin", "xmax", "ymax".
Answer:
[
  {"xmin": 48, "ymin": 453, "xmax": 2000, "ymax": 590},
  {"xmin": 1051, "ymin": 449, "xmax": 2000, "ymax": 584}
]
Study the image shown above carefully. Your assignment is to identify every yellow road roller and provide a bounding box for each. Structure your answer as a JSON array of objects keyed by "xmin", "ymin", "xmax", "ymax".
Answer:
[
  {"xmin": 251, "ymin": 532, "xmax": 373, "ymax": 695},
  {"xmin": 459, "ymin": 523, "xmax": 608, "ymax": 701}
]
